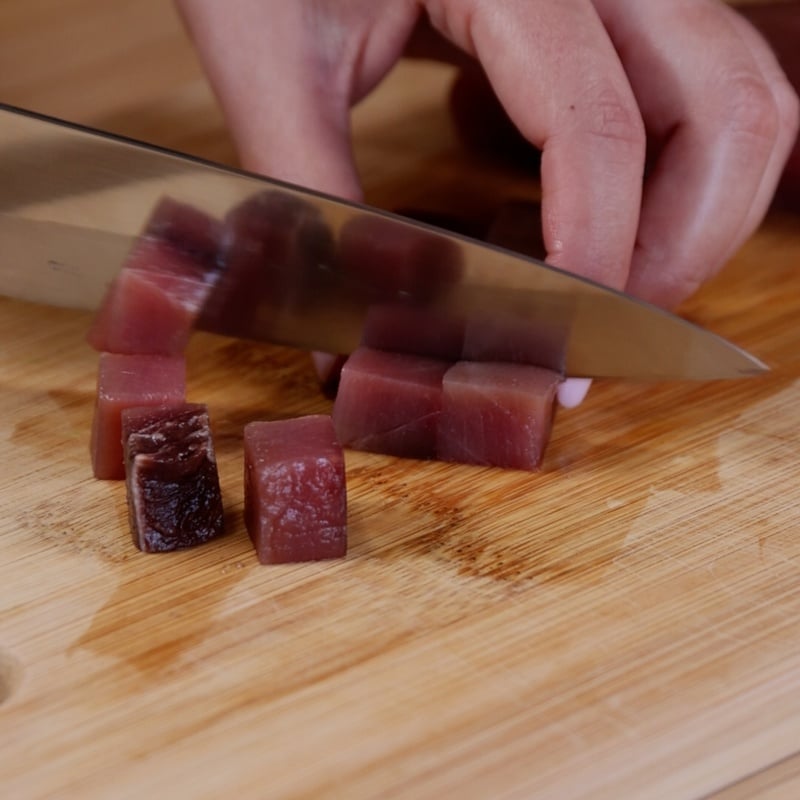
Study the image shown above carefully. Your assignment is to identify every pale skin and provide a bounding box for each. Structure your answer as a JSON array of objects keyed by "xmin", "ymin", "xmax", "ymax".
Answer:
[{"xmin": 176, "ymin": 0, "xmax": 799, "ymax": 406}]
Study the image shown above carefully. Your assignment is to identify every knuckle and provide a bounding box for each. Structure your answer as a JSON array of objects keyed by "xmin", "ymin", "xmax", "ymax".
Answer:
[
  {"xmin": 717, "ymin": 73, "xmax": 781, "ymax": 145},
  {"xmin": 631, "ymin": 234, "xmax": 716, "ymax": 308},
  {"xmin": 579, "ymin": 85, "xmax": 646, "ymax": 155}
]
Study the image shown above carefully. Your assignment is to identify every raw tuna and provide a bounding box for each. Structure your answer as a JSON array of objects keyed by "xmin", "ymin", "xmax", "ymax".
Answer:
[
  {"xmin": 244, "ymin": 415, "xmax": 346, "ymax": 564},
  {"xmin": 90, "ymin": 353, "xmax": 186, "ymax": 479},
  {"xmin": 122, "ymin": 403, "xmax": 225, "ymax": 553},
  {"xmin": 87, "ymin": 198, "xmax": 222, "ymax": 355},
  {"xmin": 437, "ymin": 361, "xmax": 561, "ymax": 470},
  {"xmin": 332, "ymin": 346, "xmax": 451, "ymax": 459}
]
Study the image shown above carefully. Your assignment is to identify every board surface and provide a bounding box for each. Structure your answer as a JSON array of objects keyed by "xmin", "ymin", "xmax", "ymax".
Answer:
[{"xmin": 2, "ymin": 3, "xmax": 800, "ymax": 798}]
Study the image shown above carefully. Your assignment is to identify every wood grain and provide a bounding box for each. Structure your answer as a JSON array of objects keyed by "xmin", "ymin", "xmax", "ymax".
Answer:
[{"xmin": 2, "ymin": 3, "xmax": 800, "ymax": 799}]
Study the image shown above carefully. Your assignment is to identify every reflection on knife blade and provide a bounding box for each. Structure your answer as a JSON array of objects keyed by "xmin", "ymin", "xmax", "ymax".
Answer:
[{"xmin": 0, "ymin": 101, "xmax": 768, "ymax": 379}]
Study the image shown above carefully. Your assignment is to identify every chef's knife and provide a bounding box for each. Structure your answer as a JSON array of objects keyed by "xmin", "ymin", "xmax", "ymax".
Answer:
[{"xmin": 0, "ymin": 102, "xmax": 767, "ymax": 379}]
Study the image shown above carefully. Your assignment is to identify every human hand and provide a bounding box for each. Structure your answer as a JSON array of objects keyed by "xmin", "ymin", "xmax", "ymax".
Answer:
[
  {"xmin": 177, "ymin": 0, "xmax": 798, "ymax": 309},
  {"xmin": 177, "ymin": 0, "xmax": 797, "ymax": 410},
  {"xmin": 738, "ymin": 1, "xmax": 800, "ymax": 207}
]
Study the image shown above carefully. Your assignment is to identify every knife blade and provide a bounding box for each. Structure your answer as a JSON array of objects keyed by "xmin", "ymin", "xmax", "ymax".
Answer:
[{"xmin": 0, "ymin": 102, "xmax": 767, "ymax": 379}]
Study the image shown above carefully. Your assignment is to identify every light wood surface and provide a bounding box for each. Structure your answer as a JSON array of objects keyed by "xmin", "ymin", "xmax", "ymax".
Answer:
[{"xmin": 2, "ymin": 3, "xmax": 800, "ymax": 799}]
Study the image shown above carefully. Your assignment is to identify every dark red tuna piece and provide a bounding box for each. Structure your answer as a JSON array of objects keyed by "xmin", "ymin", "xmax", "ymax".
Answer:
[
  {"xmin": 90, "ymin": 353, "xmax": 186, "ymax": 479},
  {"xmin": 122, "ymin": 403, "xmax": 224, "ymax": 553},
  {"xmin": 438, "ymin": 361, "xmax": 561, "ymax": 470},
  {"xmin": 332, "ymin": 346, "xmax": 451, "ymax": 459},
  {"xmin": 244, "ymin": 415, "xmax": 346, "ymax": 564}
]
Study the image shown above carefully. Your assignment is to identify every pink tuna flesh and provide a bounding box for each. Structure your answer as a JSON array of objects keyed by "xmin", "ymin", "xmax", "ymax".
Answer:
[
  {"xmin": 90, "ymin": 353, "xmax": 186, "ymax": 479},
  {"xmin": 438, "ymin": 361, "xmax": 561, "ymax": 470},
  {"xmin": 122, "ymin": 403, "xmax": 224, "ymax": 553},
  {"xmin": 244, "ymin": 415, "xmax": 347, "ymax": 564},
  {"xmin": 332, "ymin": 346, "xmax": 452, "ymax": 459}
]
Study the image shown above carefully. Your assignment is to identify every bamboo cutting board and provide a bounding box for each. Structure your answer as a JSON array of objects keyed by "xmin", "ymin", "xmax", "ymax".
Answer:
[{"xmin": 2, "ymin": 3, "xmax": 800, "ymax": 799}]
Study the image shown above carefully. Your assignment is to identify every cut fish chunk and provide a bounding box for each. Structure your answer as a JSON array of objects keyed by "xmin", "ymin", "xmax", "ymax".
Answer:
[
  {"xmin": 122, "ymin": 403, "xmax": 225, "ymax": 553},
  {"xmin": 90, "ymin": 353, "xmax": 186, "ymax": 479},
  {"xmin": 332, "ymin": 346, "xmax": 451, "ymax": 459},
  {"xmin": 244, "ymin": 415, "xmax": 347, "ymax": 564},
  {"xmin": 438, "ymin": 361, "xmax": 561, "ymax": 470}
]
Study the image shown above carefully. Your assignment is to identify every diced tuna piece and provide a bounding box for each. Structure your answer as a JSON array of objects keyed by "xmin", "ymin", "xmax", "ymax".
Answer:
[
  {"xmin": 244, "ymin": 415, "xmax": 346, "ymax": 564},
  {"xmin": 90, "ymin": 353, "xmax": 186, "ymax": 479},
  {"xmin": 122, "ymin": 403, "xmax": 225, "ymax": 553},
  {"xmin": 87, "ymin": 198, "xmax": 222, "ymax": 355},
  {"xmin": 332, "ymin": 346, "xmax": 451, "ymax": 459},
  {"xmin": 438, "ymin": 361, "xmax": 561, "ymax": 470}
]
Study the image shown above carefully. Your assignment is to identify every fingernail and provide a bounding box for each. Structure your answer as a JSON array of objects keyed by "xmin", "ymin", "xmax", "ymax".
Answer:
[{"xmin": 557, "ymin": 378, "xmax": 592, "ymax": 409}]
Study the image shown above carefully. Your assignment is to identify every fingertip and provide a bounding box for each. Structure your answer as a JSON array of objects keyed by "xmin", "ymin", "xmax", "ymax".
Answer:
[{"xmin": 557, "ymin": 378, "xmax": 593, "ymax": 409}]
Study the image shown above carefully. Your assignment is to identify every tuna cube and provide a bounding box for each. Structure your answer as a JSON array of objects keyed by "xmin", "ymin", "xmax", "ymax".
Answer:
[
  {"xmin": 90, "ymin": 353, "xmax": 186, "ymax": 479},
  {"xmin": 331, "ymin": 346, "xmax": 452, "ymax": 459},
  {"xmin": 122, "ymin": 403, "xmax": 225, "ymax": 553},
  {"xmin": 438, "ymin": 361, "xmax": 561, "ymax": 470},
  {"xmin": 244, "ymin": 415, "xmax": 347, "ymax": 564}
]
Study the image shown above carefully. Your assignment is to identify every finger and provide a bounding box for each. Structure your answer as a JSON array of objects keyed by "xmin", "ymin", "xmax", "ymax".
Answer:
[
  {"xmin": 724, "ymin": 6, "xmax": 800, "ymax": 239},
  {"xmin": 558, "ymin": 378, "xmax": 593, "ymax": 409},
  {"xmin": 738, "ymin": 2, "xmax": 800, "ymax": 202},
  {"xmin": 176, "ymin": 0, "xmax": 416, "ymax": 201},
  {"xmin": 425, "ymin": 0, "xmax": 646, "ymax": 291},
  {"xmin": 594, "ymin": 0, "xmax": 799, "ymax": 308}
]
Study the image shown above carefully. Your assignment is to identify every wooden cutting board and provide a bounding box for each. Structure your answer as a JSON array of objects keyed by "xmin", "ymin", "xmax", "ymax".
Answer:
[{"xmin": 2, "ymin": 3, "xmax": 800, "ymax": 798}]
